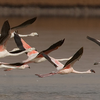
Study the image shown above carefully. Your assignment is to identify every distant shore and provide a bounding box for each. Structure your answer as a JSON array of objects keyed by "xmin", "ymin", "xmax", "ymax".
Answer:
[{"xmin": 0, "ymin": 6, "xmax": 100, "ymax": 17}]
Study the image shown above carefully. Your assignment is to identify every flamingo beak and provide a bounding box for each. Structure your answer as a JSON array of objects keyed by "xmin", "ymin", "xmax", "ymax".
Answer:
[
  {"xmin": 90, "ymin": 69, "xmax": 95, "ymax": 73},
  {"xmin": 28, "ymin": 66, "xmax": 30, "ymax": 69}
]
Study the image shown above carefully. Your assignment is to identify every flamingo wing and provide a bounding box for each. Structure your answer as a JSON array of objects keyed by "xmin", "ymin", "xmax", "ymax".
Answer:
[
  {"xmin": 11, "ymin": 17, "xmax": 37, "ymax": 29},
  {"xmin": 63, "ymin": 47, "xmax": 83, "ymax": 69},
  {"xmin": 14, "ymin": 33, "xmax": 25, "ymax": 51},
  {"xmin": 37, "ymin": 39, "xmax": 65, "ymax": 58},
  {"xmin": 4, "ymin": 62, "xmax": 24, "ymax": 66},
  {"xmin": 41, "ymin": 52, "xmax": 58, "ymax": 68},
  {"xmin": 0, "ymin": 20, "xmax": 10, "ymax": 46},
  {"xmin": 41, "ymin": 52, "xmax": 64, "ymax": 70},
  {"xmin": 87, "ymin": 36, "xmax": 100, "ymax": 46},
  {"xmin": 14, "ymin": 33, "xmax": 38, "ymax": 56}
]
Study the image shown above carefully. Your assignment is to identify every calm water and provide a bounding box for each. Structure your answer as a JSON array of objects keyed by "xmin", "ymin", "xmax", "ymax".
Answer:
[{"xmin": 0, "ymin": 17, "xmax": 100, "ymax": 100}]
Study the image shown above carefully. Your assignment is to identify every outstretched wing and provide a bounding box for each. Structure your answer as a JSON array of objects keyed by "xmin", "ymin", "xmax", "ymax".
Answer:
[
  {"xmin": 11, "ymin": 17, "xmax": 37, "ymax": 29},
  {"xmin": 14, "ymin": 33, "xmax": 25, "ymax": 50},
  {"xmin": 63, "ymin": 47, "xmax": 83, "ymax": 68},
  {"xmin": 37, "ymin": 39, "xmax": 65, "ymax": 58},
  {"xmin": 41, "ymin": 52, "xmax": 58, "ymax": 68},
  {"xmin": 14, "ymin": 33, "xmax": 38, "ymax": 56},
  {"xmin": 41, "ymin": 52, "xmax": 64, "ymax": 70},
  {"xmin": 87, "ymin": 36, "xmax": 100, "ymax": 46},
  {"xmin": 0, "ymin": 20, "xmax": 10, "ymax": 46}
]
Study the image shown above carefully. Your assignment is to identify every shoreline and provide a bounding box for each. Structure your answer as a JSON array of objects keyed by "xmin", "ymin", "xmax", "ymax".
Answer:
[{"xmin": 0, "ymin": 6, "xmax": 100, "ymax": 17}]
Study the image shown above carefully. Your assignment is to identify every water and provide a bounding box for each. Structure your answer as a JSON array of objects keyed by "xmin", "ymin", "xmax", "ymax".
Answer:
[{"xmin": 0, "ymin": 17, "xmax": 100, "ymax": 100}]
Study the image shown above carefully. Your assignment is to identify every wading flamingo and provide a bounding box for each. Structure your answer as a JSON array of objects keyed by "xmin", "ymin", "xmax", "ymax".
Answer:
[
  {"xmin": 35, "ymin": 47, "xmax": 95, "ymax": 78},
  {"xmin": 87, "ymin": 36, "xmax": 100, "ymax": 65},
  {"xmin": 0, "ymin": 20, "xmax": 35, "ymax": 58}
]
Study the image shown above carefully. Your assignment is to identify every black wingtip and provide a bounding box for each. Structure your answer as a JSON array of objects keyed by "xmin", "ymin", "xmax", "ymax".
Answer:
[
  {"xmin": 40, "ymin": 52, "xmax": 58, "ymax": 68},
  {"xmin": 14, "ymin": 33, "xmax": 25, "ymax": 50},
  {"xmin": 11, "ymin": 17, "xmax": 37, "ymax": 29},
  {"xmin": 64, "ymin": 47, "xmax": 83, "ymax": 67},
  {"xmin": 2, "ymin": 20, "xmax": 10, "ymax": 31},
  {"xmin": 87, "ymin": 36, "xmax": 92, "ymax": 40},
  {"xmin": 58, "ymin": 38, "xmax": 65, "ymax": 46},
  {"xmin": 7, "ymin": 62, "xmax": 24, "ymax": 66}
]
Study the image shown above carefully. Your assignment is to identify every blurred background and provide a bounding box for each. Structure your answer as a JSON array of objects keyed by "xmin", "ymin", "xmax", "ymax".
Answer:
[{"xmin": 0, "ymin": 0, "xmax": 100, "ymax": 17}]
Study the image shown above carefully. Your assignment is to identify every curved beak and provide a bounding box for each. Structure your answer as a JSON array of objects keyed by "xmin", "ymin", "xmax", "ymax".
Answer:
[
  {"xmin": 91, "ymin": 69, "xmax": 95, "ymax": 73},
  {"xmin": 28, "ymin": 66, "xmax": 30, "ymax": 69}
]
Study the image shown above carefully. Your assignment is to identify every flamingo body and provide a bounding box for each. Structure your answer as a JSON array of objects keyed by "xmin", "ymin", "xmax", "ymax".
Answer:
[
  {"xmin": 35, "ymin": 47, "xmax": 95, "ymax": 78},
  {"xmin": 13, "ymin": 33, "xmax": 71, "ymax": 65}
]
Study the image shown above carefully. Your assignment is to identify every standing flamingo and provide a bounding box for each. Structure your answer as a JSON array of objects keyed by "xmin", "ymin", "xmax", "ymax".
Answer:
[
  {"xmin": 35, "ymin": 47, "xmax": 95, "ymax": 78},
  {"xmin": 0, "ymin": 20, "xmax": 35, "ymax": 58}
]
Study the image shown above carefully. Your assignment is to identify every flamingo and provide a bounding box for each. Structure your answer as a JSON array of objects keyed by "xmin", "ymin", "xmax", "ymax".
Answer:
[
  {"xmin": 87, "ymin": 36, "xmax": 100, "ymax": 65},
  {"xmin": 10, "ymin": 31, "xmax": 38, "ymax": 38},
  {"xmin": 35, "ymin": 47, "xmax": 95, "ymax": 78},
  {"xmin": 0, "ymin": 20, "xmax": 35, "ymax": 58},
  {"xmin": 5, "ymin": 34, "xmax": 71, "ymax": 70},
  {"xmin": 10, "ymin": 17, "xmax": 38, "ymax": 38},
  {"xmin": 14, "ymin": 33, "xmax": 72, "ymax": 63},
  {"xmin": 0, "ymin": 62, "xmax": 30, "ymax": 71},
  {"xmin": 0, "ymin": 17, "xmax": 38, "ymax": 38},
  {"xmin": 9, "ymin": 33, "xmax": 73, "ymax": 66}
]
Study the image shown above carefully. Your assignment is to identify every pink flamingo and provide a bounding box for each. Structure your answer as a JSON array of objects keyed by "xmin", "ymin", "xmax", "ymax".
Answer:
[
  {"xmin": 0, "ymin": 20, "xmax": 35, "ymax": 58},
  {"xmin": 0, "ymin": 63, "xmax": 30, "ymax": 71},
  {"xmin": 35, "ymin": 47, "xmax": 95, "ymax": 78},
  {"xmin": 13, "ymin": 33, "xmax": 72, "ymax": 63}
]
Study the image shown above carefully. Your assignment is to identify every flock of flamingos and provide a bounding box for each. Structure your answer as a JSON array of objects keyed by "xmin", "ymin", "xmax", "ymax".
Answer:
[{"xmin": 0, "ymin": 17, "xmax": 100, "ymax": 78}]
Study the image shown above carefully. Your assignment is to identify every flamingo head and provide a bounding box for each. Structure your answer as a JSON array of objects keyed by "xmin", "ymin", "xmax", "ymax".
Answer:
[
  {"xmin": 26, "ymin": 47, "xmax": 35, "ymax": 52},
  {"xmin": 21, "ymin": 64, "xmax": 30, "ymax": 69},
  {"xmin": 29, "ymin": 32, "xmax": 39, "ymax": 36},
  {"xmin": 94, "ymin": 62, "xmax": 99, "ymax": 65},
  {"xmin": 90, "ymin": 69, "xmax": 95, "ymax": 73}
]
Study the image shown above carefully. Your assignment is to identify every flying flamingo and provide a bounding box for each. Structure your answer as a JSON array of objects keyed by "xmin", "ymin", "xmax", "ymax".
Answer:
[
  {"xmin": 35, "ymin": 47, "xmax": 95, "ymax": 78},
  {"xmin": 0, "ymin": 62, "xmax": 30, "ymax": 71},
  {"xmin": 9, "ymin": 17, "xmax": 38, "ymax": 38},
  {"xmin": 10, "ymin": 31, "xmax": 38, "ymax": 38},
  {"xmin": 11, "ymin": 33, "xmax": 72, "ymax": 65},
  {"xmin": 87, "ymin": 36, "xmax": 100, "ymax": 65},
  {"xmin": 0, "ymin": 17, "xmax": 37, "ymax": 38},
  {"xmin": 5, "ymin": 33, "xmax": 72, "ymax": 70},
  {"xmin": 0, "ymin": 20, "xmax": 35, "ymax": 58}
]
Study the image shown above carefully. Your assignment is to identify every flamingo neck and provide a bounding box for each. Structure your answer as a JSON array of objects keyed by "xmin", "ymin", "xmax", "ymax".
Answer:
[
  {"xmin": 57, "ymin": 56, "xmax": 72, "ymax": 61},
  {"xmin": 9, "ymin": 49, "xmax": 28, "ymax": 56},
  {"xmin": 72, "ymin": 69, "xmax": 91, "ymax": 74},
  {"xmin": 0, "ymin": 45, "xmax": 5, "ymax": 51}
]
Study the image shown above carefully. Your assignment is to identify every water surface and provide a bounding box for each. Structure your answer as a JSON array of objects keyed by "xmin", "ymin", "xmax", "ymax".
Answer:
[{"xmin": 0, "ymin": 17, "xmax": 99, "ymax": 100}]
